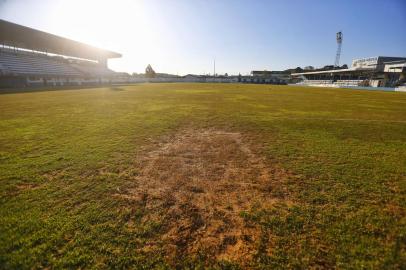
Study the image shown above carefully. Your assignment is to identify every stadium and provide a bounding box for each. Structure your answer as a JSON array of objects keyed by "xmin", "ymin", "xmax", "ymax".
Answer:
[
  {"xmin": 2, "ymin": 20, "xmax": 405, "ymax": 90},
  {"xmin": 0, "ymin": 4, "xmax": 405, "ymax": 269}
]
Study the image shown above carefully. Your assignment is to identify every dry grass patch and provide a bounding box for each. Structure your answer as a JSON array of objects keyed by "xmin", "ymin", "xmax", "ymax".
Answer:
[{"xmin": 119, "ymin": 129, "xmax": 291, "ymax": 265}]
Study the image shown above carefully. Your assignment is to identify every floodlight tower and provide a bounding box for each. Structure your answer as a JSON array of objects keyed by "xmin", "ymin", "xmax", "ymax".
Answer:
[{"xmin": 334, "ymin": 31, "xmax": 343, "ymax": 67}]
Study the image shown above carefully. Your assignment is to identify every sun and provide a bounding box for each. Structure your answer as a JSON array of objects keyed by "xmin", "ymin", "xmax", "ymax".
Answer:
[{"xmin": 49, "ymin": 0, "xmax": 155, "ymax": 71}]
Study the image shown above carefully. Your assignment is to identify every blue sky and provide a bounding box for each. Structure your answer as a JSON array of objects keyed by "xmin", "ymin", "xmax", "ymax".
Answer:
[{"xmin": 1, "ymin": 0, "xmax": 405, "ymax": 75}]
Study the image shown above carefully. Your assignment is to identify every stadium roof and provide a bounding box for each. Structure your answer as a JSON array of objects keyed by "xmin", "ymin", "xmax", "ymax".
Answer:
[
  {"xmin": 291, "ymin": 68, "xmax": 355, "ymax": 76},
  {"xmin": 0, "ymin": 19, "xmax": 121, "ymax": 60},
  {"xmin": 290, "ymin": 67, "xmax": 382, "ymax": 76}
]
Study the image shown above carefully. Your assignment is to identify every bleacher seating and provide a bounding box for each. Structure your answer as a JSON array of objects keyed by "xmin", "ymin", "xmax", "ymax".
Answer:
[
  {"xmin": 0, "ymin": 50, "xmax": 116, "ymax": 77},
  {"xmin": 0, "ymin": 63, "xmax": 5, "ymax": 75},
  {"xmin": 0, "ymin": 51, "xmax": 82, "ymax": 77},
  {"xmin": 0, "ymin": 20, "xmax": 122, "ymax": 88},
  {"xmin": 299, "ymin": 80, "xmax": 333, "ymax": 85},
  {"xmin": 71, "ymin": 63, "xmax": 115, "ymax": 77},
  {"xmin": 334, "ymin": 80, "xmax": 364, "ymax": 87},
  {"xmin": 297, "ymin": 79, "xmax": 367, "ymax": 87}
]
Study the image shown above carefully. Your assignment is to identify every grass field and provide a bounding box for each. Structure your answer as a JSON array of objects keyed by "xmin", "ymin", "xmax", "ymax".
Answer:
[{"xmin": 0, "ymin": 83, "xmax": 405, "ymax": 269}]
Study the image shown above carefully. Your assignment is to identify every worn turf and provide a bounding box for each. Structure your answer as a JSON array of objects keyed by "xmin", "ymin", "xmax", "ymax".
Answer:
[{"xmin": 0, "ymin": 83, "xmax": 405, "ymax": 269}]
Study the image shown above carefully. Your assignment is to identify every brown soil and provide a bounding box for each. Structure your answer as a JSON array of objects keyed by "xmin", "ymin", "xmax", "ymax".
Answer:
[
  {"xmin": 16, "ymin": 183, "xmax": 39, "ymax": 191},
  {"xmin": 120, "ymin": 129, "xmax": 289, "ymax": 265}
]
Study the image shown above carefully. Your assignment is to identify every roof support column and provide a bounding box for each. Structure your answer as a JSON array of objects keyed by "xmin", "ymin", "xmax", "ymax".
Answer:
[{"xmin": 98, "ymin": 58, "xmax": 107, "ymax": 68}]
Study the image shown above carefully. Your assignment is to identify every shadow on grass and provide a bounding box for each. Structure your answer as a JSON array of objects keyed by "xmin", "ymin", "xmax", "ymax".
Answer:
[
  {"xmin": 0, "ymin": 85, "xmax": 107, "ymax": 95},
  {"xmin": 0, "ymin": 84, "xmax": 141, "ymax": 95}
]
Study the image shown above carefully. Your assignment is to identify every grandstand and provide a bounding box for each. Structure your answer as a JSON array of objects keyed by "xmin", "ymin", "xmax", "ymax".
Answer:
[
  {"xmin": 292, "ymin": 56, "xmax": 406, "ymax": 88},
  {"xmin": 0, "ymin": 19, "xmax": 121, "ymax": 88}
]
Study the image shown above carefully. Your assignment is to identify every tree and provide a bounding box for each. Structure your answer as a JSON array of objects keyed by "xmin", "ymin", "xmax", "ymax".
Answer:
[{"xmin": 145, "ymin": 64, "xmax": 156, "ymax": 78}]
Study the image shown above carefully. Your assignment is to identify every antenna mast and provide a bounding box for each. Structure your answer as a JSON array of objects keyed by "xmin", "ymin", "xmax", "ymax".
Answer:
[
  {"xmin": 213, "ymin": 58, "xmax": 216, "ymax": 77},
  {"xmin": 334, "ymin": 31, "xmax": 343, "ymax": 67}
]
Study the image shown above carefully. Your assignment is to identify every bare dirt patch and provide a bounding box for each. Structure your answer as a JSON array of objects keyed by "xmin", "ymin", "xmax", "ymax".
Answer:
[
  {"xmin": 120, "ymin": 129, "xmax": 289, "ymax": 265},
  {"xmin": 16, "ymin": 183, "xmax": 40, "ymax": 191}
]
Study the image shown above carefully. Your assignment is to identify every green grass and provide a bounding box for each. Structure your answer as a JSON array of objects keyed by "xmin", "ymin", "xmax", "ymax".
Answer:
[{"xmin": 0, "ymin": 83, "xmax": 405, "ymax": 269}]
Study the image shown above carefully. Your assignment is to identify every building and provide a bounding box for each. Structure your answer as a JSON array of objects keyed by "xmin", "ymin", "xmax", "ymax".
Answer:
[
  {"xmin": 304, "ymin": 66, "xmax": 315, "ymax": 70},
  {"xmin": 238, "ymin": 70, "xmax": 290, "ymax": 84},
  {"xmin": 251, "ymin": 70, "xmax": 273, "ymax": 77},
  {"xmin": 0, "ymin": 19, "xmax": 121, "ymax": 88},
  {"xmin": 351, "ymin": 56, "xmax": 406, "ymax": 70},
  {"xmin": 291, "ymin": 56, "xmax": 406, "ymax": 88}
]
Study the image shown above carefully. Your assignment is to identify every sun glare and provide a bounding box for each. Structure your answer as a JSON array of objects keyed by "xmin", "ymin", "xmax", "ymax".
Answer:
[{"xmin": 50, "ymin": 0, "xmax": 157, "ymax": 72}]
